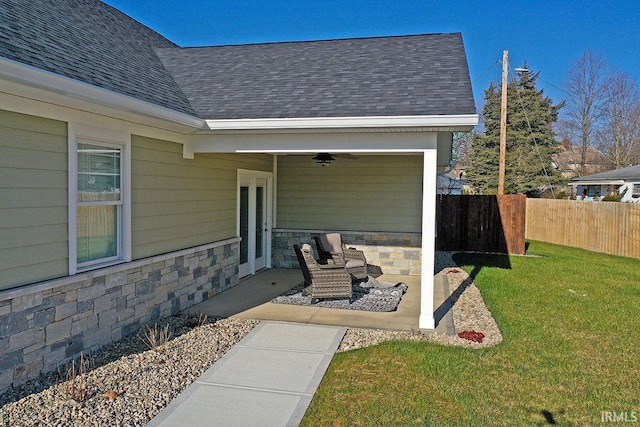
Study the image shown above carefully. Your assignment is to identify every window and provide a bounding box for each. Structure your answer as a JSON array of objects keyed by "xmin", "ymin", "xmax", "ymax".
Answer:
[
  {"xmin": 77, "ymin": 143, "xmax": 122, "ymax": 265},
  {"xmin": 69, "ymin": 125, "xmax": 131, "ymax": 274},
  {"xmin": 586, "ymin": 186, "xmax": 600, "ymax": 197}
]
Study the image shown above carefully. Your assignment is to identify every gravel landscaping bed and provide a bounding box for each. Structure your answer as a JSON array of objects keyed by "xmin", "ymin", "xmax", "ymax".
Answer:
[
  {"xmin": 0, "ymin": 252, "xmax": 501, "ymax": 425},
  {"xmin": 338, "ymin": 251, "xmax": 503, "ymax": 352},
  {"xmin": 0, "ymin": 316, "xmax": 258, "ymax": 427}
]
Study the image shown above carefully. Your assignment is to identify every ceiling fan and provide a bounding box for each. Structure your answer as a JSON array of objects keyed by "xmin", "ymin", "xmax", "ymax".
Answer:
[{"xmin": 312, "ymin": 152, "xmax": 358, "ymax": 166}]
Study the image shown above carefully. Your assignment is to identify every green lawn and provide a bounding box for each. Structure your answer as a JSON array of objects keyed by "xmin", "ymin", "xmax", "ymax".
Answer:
[{"xmin": 301, "ymin": 241, "xmax": 640, "ymax": 426}]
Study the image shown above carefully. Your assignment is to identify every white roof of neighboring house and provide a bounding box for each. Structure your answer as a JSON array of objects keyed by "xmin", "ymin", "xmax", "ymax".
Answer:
[
  {"xmin": 437, "ymin": 175, "xmax": 465, "ymax": 190},
  {"xmin": 570, "ymin": 165, "xmax": 640, "ymax": 186}
]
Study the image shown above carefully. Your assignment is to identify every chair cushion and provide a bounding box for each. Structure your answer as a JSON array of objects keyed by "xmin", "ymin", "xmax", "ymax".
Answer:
[
  {"xmin": 345, "ymin": 259, "xmax": 365, "ymax": 268},
  {"xmin": 321, "ymin": 233, "xmax": 344, "ymax": 256}
]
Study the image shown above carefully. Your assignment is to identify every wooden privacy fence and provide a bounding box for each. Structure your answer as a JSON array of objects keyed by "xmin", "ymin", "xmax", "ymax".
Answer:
[
  {"xmin": 526, "ymin": 199, "xmax": 640, "ymax": 259},
  {"xmin": 436, "ymin": 195, "xmax": 526, "ymax": 255}
]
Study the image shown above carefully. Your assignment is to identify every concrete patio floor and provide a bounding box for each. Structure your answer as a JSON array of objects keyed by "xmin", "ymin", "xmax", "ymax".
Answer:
[{"xmin": 183, "ymin": 268, "xmax": 454, "ymax": 335}]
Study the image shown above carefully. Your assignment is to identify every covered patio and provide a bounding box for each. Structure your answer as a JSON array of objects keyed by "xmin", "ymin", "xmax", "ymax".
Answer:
[
  {"xmin": 183, "ymin": 125, "xmax": 475, "ymax": 330},
  {"xmin": 183, "ymin": 267, "xmax": 454, "ymax": 335},
  {"xmin": 171, "ymin": 32, "xmax": 478, "ymax": 330}
]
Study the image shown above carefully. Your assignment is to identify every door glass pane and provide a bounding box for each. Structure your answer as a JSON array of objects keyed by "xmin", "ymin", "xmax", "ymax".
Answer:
[
  {"xmin": 255, "ymin": 186, "xmax": 264, "ymax": 258},
  {"xmin": 240, "ymin": 186, "xmax": 249, "ymax": 264},
  {"xmin": 77, "ymin": 205, "xmax": 118, "ymax": 264},
  {"xmin": 78, "ymin": 143, "xmax": 121, "ymax": 202}
]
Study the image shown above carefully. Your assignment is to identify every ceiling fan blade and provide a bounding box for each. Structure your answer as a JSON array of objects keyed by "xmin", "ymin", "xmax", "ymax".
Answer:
[
  {"xmin": 279, "ymin": 153, "xmax": 358, "ymax": 160},
  {"xmin": 333, "ymin": 153, "xmax": 359, "ymax": 160}
]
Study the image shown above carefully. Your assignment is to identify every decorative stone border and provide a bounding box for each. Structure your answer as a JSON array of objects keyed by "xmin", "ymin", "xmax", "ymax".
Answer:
[
  {"xmin": 272, "ymin": 229, "xmax": 422, "ymax": 275},
  {"xmin": 0, "ymin": 238, "xmax": 240, "ymax": 394}
]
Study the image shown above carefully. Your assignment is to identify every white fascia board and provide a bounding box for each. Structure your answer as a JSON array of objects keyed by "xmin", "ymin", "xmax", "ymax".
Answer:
[
  {"xmin": 205, "ymin": 114, "xmax": 479, "ymax": 131},
  {"xmin": 0, "ymin": 57, "xmax": 206, "ymax": 130}
]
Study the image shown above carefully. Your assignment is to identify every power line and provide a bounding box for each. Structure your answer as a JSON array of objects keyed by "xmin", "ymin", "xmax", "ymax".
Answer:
[
  {"xmin": 472, "ymin": 59, "xmax": 501, "ymax": 84},
  {"xmin": 507, "ymin": 53, "xmax": 570, "ymax": 98},
  {"xmin": 536, "ymin": 75, "xmax": 571, "ymax": 98}
]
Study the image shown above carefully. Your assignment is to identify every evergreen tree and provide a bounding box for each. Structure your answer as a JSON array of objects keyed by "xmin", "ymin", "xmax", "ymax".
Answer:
[{"xmin": 467, "ymin": 68, "xmax": 565, "ymax": 196}]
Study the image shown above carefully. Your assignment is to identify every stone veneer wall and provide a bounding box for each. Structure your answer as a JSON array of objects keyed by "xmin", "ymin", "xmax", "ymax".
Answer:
[
  {"xmin": 0, "ymin": 238, "xmax": 239, "ymax": 394},
  {"xmin": 272, "ymin": 229, "xmax": 422, "ymax": 275}
]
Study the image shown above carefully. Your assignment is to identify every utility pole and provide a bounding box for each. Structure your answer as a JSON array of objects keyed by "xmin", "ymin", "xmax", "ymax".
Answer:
[{"xmin": 498, "ymin": 50, "xmax": 508, "ymax": 195}]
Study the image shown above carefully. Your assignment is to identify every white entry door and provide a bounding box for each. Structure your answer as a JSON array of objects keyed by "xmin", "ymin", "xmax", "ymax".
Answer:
[{"xmin": 238, "ymin": 170, "xmax": 272, "ymax": 278}]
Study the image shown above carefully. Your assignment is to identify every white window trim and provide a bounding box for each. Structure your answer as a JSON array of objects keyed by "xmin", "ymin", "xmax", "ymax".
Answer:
[{"xmin": 68, "ymin": 123, "xmax": 131, "ymax": 275}]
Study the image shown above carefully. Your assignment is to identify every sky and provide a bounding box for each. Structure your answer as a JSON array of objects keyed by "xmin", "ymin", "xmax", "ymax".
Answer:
[{"xmin": 104, "ymin": 0, "xmax": 640, "ymax": 113}]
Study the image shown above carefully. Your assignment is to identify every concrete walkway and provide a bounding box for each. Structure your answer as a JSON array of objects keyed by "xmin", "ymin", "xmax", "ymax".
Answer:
[{"xmin": 147, "ymin": 321, "xmax": 346, "ymax": 427}]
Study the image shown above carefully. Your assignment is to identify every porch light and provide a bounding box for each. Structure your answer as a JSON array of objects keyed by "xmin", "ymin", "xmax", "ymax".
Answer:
[{"xmin": 313, "ymin": 153, "xmax": 335, "ymax": 166}]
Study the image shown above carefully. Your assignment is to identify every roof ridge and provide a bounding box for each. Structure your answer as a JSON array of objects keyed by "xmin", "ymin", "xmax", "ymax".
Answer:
[
  {"xmin": 157, "ymin": 32, "xmax": 460, "ymax": 50},
  {"xmin": 99, "ymin": 0, "xmax": 179, "ymax": 47}
]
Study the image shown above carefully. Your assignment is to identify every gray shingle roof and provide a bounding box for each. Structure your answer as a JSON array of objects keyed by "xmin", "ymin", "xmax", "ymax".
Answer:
[
  {"xmin": 571, "ymin": 165, "xmax": 640, "ymax": 183},
  {"xmin": 0, "ymin": 0, "xmax": 197, "ymax": 116},
  {"xmin": 0, "ymin": 1, "xmax": 475, "ymax": 122},
  {"xmin": 155, "ymin": 33, "xmax": 476, "ymax": 119}
]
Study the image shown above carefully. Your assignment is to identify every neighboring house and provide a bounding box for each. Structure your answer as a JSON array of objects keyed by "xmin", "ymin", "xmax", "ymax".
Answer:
[
  {"xmin": 553, "ymin": 139, "xmax": 609, "ymax": 179},
  {"xmin": 436, "ymin": 169, "xmax": 467, "ymax": 195},
  {"xmin": 0, "ymin": 0, "xmax": 477, "ymax": 391},
  {"xmin": 570, "ymin": 165, "xmax": 640, "ymax": 201}
]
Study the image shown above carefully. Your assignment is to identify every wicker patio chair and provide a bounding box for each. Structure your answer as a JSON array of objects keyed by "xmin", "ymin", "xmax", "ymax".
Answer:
[
  {"xmin": 293, "ymin": 244, "xmax": 353, "ymax": 299},
  {"xmin": 313, "ymin": 233, "xmax": 368, "ymax": 280}
]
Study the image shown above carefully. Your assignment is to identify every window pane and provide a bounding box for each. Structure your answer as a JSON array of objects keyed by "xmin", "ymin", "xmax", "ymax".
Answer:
[
  {"xmin": 78, "ymin": 143, "xmax": 121, "ymax": 202},
  {"xmin": 255, "ymin": 186, "xmax": 264, "ymax": 258},
  {"xmin": 77, "ymin": 205, "xmax": 118, "ymax": 264},
  {"xmin": 240, "ymin": 186, "xmax": 249, "ymax": 264}
]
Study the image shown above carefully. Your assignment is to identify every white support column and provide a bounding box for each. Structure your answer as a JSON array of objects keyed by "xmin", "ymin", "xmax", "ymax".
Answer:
[
  {"xmin": 272, "ymin": 154, "xmax": 278, "ymax": 229},
  {"xmin": 419, "ymin": 149, "xmax": 438, "ymax": 329}
]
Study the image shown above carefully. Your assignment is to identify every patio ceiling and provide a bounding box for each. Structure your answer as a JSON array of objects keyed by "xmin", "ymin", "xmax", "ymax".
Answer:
[
  {"xmin": 183, "ymin": 131, "xmax": 439, "ymax": 158},
  {"xmin": 180, "ymin": 105, "xmax": 478, "ymax": 159}
]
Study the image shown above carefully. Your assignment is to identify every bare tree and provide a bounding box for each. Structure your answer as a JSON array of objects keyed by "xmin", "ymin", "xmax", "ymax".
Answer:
[
  {"xmin": 562, "ymin": 51, "xmax": 610, "ymax": 176},
  {"xmin": 598, "ymin": 73, "xmax": 640, "ymax": 168}
]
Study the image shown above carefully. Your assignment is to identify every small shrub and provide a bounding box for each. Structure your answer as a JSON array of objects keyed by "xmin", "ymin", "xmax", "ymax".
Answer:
[
  {"xmin": 555, "ymin": 191, "xmax": 568, "ymax": 199},
  {"xmin": 188, "ymin": 312, "xmax": 209, "ymax": 328},
  {"xmin": 601, "ymin": 194, "xmax": 621, "ymax": 202},
  {"xmin": 142, "ymin": 323, "xmax": 171, "ymax": 351},
  {"xmin": 602, "ymin": 187, "xmax": 628, "ymax": 202},
  {"xmin": 64, "ymin": 352, "xmax": 93, "ymax": 402}
]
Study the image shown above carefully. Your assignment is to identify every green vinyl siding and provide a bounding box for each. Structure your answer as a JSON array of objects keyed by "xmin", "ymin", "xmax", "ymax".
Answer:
[
  {"xmin": 277, "ymin": 155, "xmax": 423, "ymax": 233},
  {"xmin": 0, "ymin": 109, "xmax": 68, "ymax": 291},
  {"xmin": 131, "ymin": 135, "xmax": 272, "ymax": 259}
]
